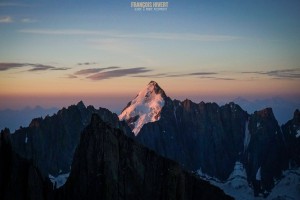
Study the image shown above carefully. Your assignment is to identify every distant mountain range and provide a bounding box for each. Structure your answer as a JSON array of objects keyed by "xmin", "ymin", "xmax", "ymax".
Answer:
[
  {"xmin": 231, "ymin": 97, "xmax": 300, "ymax": 125},
  {"xmin": 1, "ymin": 93, "xmax": 298, "ymax": 132},
  {"xmin": 0, "ymin": 81, "xmax": 299, "ymax": 200},
  {"xmin": 0, "ymin": 106, "xmax": 58, "ymax": 132},
  {"xmin": 8, "ymin": 102, "xmax": 131, "ymax": 177}
]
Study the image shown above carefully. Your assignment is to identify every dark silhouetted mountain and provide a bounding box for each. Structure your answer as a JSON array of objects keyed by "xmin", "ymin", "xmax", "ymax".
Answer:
[
  {"xmin": 0, "ymin": 128, "xmax": 53, "ymax": 200},
  {"xmin": 281, "ymin": 109, "xmax": 300, "ymax": 167},
  {"xmin": 2, "ymin": 114, "xmax": 232, "ymax": 200},
  {"xmin": 9, "ymin": 101, "xmax": 133, "ymax": 177},
  {"xmin": 243, "ymin": 108, "xmax": 285, "ymax": 196},
  {"xmin": 119, "ymin": 82, "xmax": 249, "ymax": 180},
  {"xmin": 119, "ymin": 81, "xmax": 298, "ymax": 197},
  {"xmin": 232, "ymin": 97, "xmax": 300, "ymax": 125},
  {"xmin": 2, "ymin": 81, "xmax": 298, "ymax": 199},
  {"xmin": 57, "ymin": 114, "xmax": 233, "ymax": 200},
  {"xmin": 136, "ymin": 99, "xmax": 249, "ymax": 181},
  {"xmin": 0, "ymin": 106, "xmax": 58, "ymax": 132}
]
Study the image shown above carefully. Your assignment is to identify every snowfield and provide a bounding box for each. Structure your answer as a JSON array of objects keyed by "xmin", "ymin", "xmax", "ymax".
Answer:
[
  {"xmin": 197, "ymin": 163, "xmax": 300, "ymax": 200},
  {"xmin": 119, "ymin": 81, "xmax": 165, "ymax": 135}
]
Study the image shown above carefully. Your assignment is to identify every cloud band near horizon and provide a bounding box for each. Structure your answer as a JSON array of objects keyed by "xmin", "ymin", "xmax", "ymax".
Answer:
[{"xmin": 0, "ymin": 63, "xmax": 69, "ymax": 71}]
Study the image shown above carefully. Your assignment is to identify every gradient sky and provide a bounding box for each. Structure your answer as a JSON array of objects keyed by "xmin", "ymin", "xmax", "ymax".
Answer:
[{"xmin": 0, "ymin": 0, "xmax": 300, "ymax": 111}]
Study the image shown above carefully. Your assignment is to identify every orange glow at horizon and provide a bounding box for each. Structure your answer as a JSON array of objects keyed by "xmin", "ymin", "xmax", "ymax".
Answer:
[{"xmin": 1, "ymin": 71, "xmax": 299, "ymax": 110}]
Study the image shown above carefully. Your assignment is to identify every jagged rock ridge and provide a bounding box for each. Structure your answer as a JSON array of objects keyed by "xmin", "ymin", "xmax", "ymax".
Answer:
[
  {"xmin": 1, "ymin": 81, "xmax": 298, "ymax": 199},
  {"xmin": 281, "ymin": 109, "xmax": 300, "ymax": 167},
  {"xmin": 136, "ymin": 99, "xmax": 249, "ymax": 180},
  {"xmin": 243, "ymin": 108, "xmax": 285, "ymax": 196},
  {"xmin": 119, "ymin": 81, "xmax": 297, "ymax": 197},
  {"xmin": 9, "ymin": 101, "xmax": 132, "ymax": 177},
  {"xmin": 0, "ymin": 128, "xmax": 53, "ymax": 200},
  {"xmin": 57, "ymin": 114, "xmax": 233, "ymax": 200}
]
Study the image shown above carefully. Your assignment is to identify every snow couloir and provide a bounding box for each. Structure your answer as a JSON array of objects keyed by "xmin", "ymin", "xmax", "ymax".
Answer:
[{"xmin": 119, "ymin": 81, "xmax": 166, "ymax": 135}]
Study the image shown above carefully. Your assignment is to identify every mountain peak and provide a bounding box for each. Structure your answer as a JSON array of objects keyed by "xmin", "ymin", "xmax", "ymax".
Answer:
[
  {"xmin": 147, "ymin": 80, "xmax": 167, "ymax": 97},
  {"xmin": 149, "ymin": 80, "xmax": 157, "ymax": 84},
  {"xmin": 76, "ymin": 100, "xmax": 85, "ymax": 109},
  {"xmin": 119, "ymin": 81, "xmax": 166, "ymax": 135}
]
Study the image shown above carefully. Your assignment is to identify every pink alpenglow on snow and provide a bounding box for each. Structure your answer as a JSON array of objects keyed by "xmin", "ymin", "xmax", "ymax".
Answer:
[{"xmin": 119, "ymin": 81, "xmax": 166, "ymax": 135}]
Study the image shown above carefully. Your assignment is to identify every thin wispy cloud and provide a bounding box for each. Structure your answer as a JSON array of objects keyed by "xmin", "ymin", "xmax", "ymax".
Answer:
[
  {"xmin": 165, "ymin": 72, "xmax": 218, "ymax": 78},
  {"xmin": 77, "ymin": 62, "xmax": 97, "ymax": 66},
  {"xmin": 27, "ymin": 65, "xmax": 55, "ymax": 71},
  {"xmin": 2, "ymin": 63, "xmax": 221, "ymax": 81},
  {"xmin": 0, "ymin": 63, "xmax": 24, "ymax": 70},
  {"xmin": 122, "ymin": 70, "xmax": 235, "ymax": 80},
  {"xmin": 87, "ymin": 38, "xmax": 136, "ymax": 54},
  {"xmin": 131, "ymin": 73, "xmax": 168, "ymax": 78},
  {"xmin": 242, "ymin": 68, "xmax": 300, "ymax": 79},
  {"xmin": 0, "ymin": 16, "xmax": 13, "ymax": 23},
  {"xmin": 0, "ymin": 3, "xmax": 31, "ymax": 7},
  {"xmin": 203, "ymin": 77, "xmax": 236, "ymax": 81},
  {"xmin": 265, "ymin": 69, "xmax": 300, "ymax": 79},
  {"xmin": 19, "ymin": 29, "xmax": 240, "ymax": 42},
  {"xmin": 19, "ymin": 29, "xmax": 114, "ymax": 36},
  {"xmin": 168, "ymin": 73, "xmax": 234, "ymax": 80},
  {"xmin": 186, "ymin": 72, "xmax": 218, "ymax": 76},
  {"xmin": 75, "ymin": 67, "xmax": 120, "ymax": 75},
  {"xmin": 0, "ymin": 16, "xmax": 37, "ymax": 24},
  {"xmin": 66, "ymin": 74, "xmax": 77, "ymax": 79},
  {"xmin": 51, "ymin": 67, "xmax": 69, "ymax": 71},
  {"xmin": 120, "ymin": 33, "xmax": 240, "ymax": 42},
  {"xmin": 0, "ymin": 63, "xmax": 69, "ymax": 72},
  {"xmin": 87, "ymin": 67, "xmax": 152, "ymax": 80},
  {"xmin": 21, "ymin": 18, "xmax": 37, "ymax": 23},
  {"xmin": 214, "ymin": 77, "xmax": 236, "ymax": 80}
]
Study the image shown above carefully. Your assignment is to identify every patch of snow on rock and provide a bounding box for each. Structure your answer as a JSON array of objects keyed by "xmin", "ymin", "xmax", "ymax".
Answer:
[
  {"xmin": 256, "ymin": 167, "xmax": 261, "ymax": 181},
  {"xmin": 49, "ymin": 173, "xmax": 70, "ymax": 189},
  {"xmin": 227, "ymin": 162, "xmax": 248, "ymax": 189},
  {"xmin": 266, "ymin": 168, "xmax": 300, "ymax": 200},
  {"xmin": 244, "ymin": 121, "xmax": 251, "ymax": 151},
  {"xmin": 25, "ymin": 134, "xmax": 28, "ymax": 143},
  {"xmin": 296, "ymin": 130, "xmax": 300, "ymax": 138},
  {"xmin": 197, "ymin": 163, "xmax": 300, "ymax": 200}
]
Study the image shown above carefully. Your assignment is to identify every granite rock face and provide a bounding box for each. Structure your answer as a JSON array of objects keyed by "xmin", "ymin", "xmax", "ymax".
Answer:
[
  {"xmin": 57, "ymin": 114, "xmax": 233, "ymax": 200},
  {"xmin": 0, "ymin": 128, "xmax": 53, "ymax": 200},
  {"xmin": 136, "ymin": 103, "xmax": 290, "ymax": 194},
  {"xmin": 244, "ymin": 108, "xmax": 285, "ymax": 195},
  {"xmin": 136, "ymin": 98, "xmax": 249, "ymax": 180},
  {"xmin": 281, "ymin": 109, "xmax": 300, "ymax": 167},
  {"xmin": 9, "ymin": 101, "xmax": 132, "ymax": 177},
  {"xmin": 118, "ymin": 82, "xmax": 295, "ymax": 196}
]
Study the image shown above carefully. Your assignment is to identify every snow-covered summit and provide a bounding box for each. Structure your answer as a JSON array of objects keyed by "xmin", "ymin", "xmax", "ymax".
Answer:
[{"xmin": 119, "ymin": 81, "xmax": 166, "ymax": 135}]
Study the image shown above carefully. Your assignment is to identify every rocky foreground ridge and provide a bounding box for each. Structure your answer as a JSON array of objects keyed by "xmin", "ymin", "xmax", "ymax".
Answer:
[
  {"xmin": 9, "ymin": 101, "xmax": 132, "ymax": 177},
  {"xmin": 56, "ymin": 114, "xmax": 232, "ymax": 200},
  {"xmin": 0, "ymin": 114, "xmax": 232, "ymax": 200}
]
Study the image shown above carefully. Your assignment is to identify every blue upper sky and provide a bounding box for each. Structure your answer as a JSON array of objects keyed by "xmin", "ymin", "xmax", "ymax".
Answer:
[
  {"xmin": 1, "ymin": 0, "xmax": 300, "ymax": 67},
  {"xmin": 0, "ymin": 0, "xmax": 299, "ymax": 109}
]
